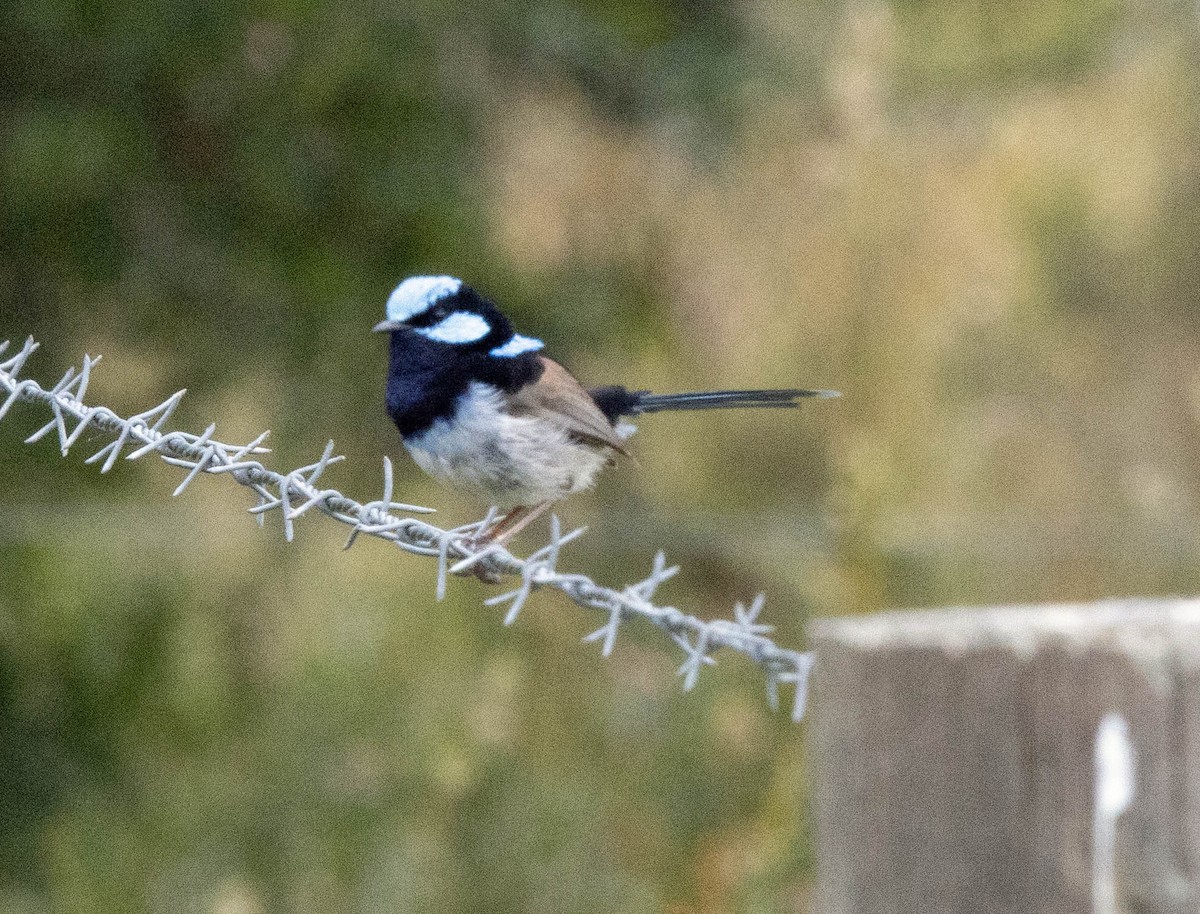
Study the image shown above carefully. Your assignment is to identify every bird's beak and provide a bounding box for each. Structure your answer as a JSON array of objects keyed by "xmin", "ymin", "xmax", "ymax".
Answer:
[{"xmin": 372, "ymin": 319, "xmax": 404, "ymax": 333}]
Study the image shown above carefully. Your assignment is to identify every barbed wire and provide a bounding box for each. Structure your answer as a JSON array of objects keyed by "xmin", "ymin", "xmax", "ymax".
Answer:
[{"xmin": 0, "ymin": 336, "xmax": 815, "ymax": 720}]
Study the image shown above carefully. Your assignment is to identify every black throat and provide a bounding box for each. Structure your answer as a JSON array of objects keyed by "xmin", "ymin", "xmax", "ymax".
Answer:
[{"xmin": 384, "ymin": 330, "xmax": 544, "ymax": 438}]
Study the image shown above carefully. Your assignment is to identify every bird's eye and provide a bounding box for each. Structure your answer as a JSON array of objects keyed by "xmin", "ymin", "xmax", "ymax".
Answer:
[{"xmin": 407, "ymin": 303, "xmax": 450, "ymax": 328}]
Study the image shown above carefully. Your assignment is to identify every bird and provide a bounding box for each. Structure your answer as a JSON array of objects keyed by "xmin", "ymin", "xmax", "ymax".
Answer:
[{"xmin": 374, "ymin": 275, "xmax": 838, "ymax": 545}]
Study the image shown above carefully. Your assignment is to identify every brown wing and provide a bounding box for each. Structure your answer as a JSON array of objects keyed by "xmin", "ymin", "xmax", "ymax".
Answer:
[{"xmin": 509, "ymin": 357, "xmax": 631, "ymax": 455}]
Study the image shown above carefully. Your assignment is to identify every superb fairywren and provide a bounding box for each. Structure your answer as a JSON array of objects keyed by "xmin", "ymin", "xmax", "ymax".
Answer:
[{"xmin": 374, "ymin": 275, "xmax": 837, "ymax": 544}]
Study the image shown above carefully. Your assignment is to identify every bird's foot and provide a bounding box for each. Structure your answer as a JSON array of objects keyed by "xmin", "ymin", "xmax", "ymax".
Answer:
[
  {"xmin": 454, "ymin": 502, "xmax": 555, "ymax": 585},
  {"xmin": 470, "ymin": 564, "xmax": 501, "ymax": 584},
  {"xmin": 452, "ymin": 528, "xmax": 504, "ymax": 584}
]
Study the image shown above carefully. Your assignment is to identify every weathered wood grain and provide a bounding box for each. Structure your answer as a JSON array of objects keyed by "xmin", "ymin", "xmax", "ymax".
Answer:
[{"xmin": 809, "ymin": 599, "xmax": 1200, "ymax": 914}]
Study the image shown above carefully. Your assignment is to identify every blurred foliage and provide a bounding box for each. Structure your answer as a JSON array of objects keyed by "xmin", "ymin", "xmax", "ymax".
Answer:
[{"xmin": 3, "ymin": 0, "xmax": 1200, "ymax": 911}]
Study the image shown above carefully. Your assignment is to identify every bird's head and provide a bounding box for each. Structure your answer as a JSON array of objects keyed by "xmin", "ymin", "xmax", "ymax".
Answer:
[{"xmin": 373, "ymin": 275, "xmax": 543, "ymax": 358}]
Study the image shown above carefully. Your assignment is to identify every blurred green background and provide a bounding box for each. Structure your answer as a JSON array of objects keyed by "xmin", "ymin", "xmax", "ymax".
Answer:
[{"xmin": 3, "ymin": 0, "xmax": 1200, "ymax": 911}]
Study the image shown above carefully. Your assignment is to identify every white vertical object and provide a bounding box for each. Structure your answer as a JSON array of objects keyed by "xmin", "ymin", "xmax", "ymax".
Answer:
[{"xmin": 1093, "ymin": 713, "xmax": 1135, "ymax": 914}]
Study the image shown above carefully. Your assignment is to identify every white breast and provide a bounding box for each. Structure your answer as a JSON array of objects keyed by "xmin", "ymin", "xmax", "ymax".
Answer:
[{"xmin": 403, "ymin": 382, "xmax": 618, "ymax": 508}]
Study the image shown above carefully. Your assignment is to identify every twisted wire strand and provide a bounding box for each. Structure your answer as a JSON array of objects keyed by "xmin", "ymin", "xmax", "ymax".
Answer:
[{"xmin": 0, "ymin": 336, "xmax": 814, "ymax": 720}]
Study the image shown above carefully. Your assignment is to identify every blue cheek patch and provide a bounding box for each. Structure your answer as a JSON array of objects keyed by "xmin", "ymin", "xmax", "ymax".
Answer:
[
  {"xmin": 417, "ymin": 311, "xmax": 492, "ymax": 344},
  {"xmin": 490, "ymin": 334, "xmax": 544, "ymax": 358}
]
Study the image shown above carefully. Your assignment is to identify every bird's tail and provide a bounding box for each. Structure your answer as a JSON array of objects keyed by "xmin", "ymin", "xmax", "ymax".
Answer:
[{"xmin": 588, "ymin": 385, "xmax": 839, "ymax": 421}]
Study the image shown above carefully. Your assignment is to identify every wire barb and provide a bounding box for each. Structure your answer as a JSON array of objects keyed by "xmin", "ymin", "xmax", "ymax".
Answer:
[{"xmin": 0, "ymin": 337, "xmax": 816, "ymax": 720}]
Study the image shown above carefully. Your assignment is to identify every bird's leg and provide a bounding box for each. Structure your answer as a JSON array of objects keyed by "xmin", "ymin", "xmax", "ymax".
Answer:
[
  {"xmin": 462, "ymin": 502, "xmax": 555, "ymax": 583},
  {"xmin": 473, "ymin": 505, "xmax": 531, "ymax": 547},
  {"xmin": 488, "ymin": 500, "xmax": 553, "ymax": 546}
]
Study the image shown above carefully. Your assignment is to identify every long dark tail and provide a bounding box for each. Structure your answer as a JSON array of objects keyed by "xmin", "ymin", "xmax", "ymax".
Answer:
[{"xmin": 588, "ymin": 385, "xmax": 839, "ymax": 422}]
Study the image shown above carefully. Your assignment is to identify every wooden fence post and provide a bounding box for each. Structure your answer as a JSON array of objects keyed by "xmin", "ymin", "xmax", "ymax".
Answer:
[{"xmin": 808, "ymin": 598, "xmax": 1200, "ymax": 914}]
